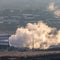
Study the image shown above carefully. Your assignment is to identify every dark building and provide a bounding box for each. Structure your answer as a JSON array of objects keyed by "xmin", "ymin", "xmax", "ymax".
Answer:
[{"xmin": 0, "ymin": 34, "xmax": 10, "ymax": 51}]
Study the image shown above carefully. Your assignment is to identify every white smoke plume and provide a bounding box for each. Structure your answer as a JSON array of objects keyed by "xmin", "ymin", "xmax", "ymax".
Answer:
[
  {"xmin": 9, "ymin": 21, "xmax": 60, "ymax": 49},
  {"xmin": 48, "ymin": 2, "xmax": 55, "ymax": 11},
  {"xmin": 48, "ymin": 2, "xmax": 60, "ymax": 17},
  {"xmin": 54, "ymin": 10, "xmax": 60, "ymax": 17}
]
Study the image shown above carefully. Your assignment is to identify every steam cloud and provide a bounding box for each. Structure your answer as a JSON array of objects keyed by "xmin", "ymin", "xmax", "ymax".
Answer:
[{"xmin": 9, "ymin": 22, "xmax": 60, "ymax": 49}]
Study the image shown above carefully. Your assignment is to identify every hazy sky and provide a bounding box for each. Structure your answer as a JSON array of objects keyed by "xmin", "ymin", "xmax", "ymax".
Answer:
[{"xmin": 0, "ymin": 0, "xmax": 59, "ymax": 9}]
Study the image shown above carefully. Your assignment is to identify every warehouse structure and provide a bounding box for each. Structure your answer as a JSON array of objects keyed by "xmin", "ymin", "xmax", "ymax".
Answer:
[{"xmin": 0, "ymin": 34, "xmax": 10, "ymax": 51}]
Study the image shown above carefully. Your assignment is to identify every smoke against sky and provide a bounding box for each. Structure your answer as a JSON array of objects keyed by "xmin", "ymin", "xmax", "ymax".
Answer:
[
  {"xmin": 48, "ymin": 2, "xmax": 60, "ymax": 17},
  {"xmin": 48, "ymin": 2, "xmax": 56, "ymax": 11}
]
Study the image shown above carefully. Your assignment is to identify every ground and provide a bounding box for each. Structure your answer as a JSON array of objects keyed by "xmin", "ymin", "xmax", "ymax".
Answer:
[{"xmin": 0, "ymin": 51, "xmax": 60, "ymax": 60}]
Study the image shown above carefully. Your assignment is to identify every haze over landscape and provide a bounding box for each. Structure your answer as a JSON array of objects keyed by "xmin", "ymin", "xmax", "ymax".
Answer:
[
  {"xmin": 0, "ymin": 1, "xmax": 60, "ymax": 60},
  {"xmin": 0, "ymin": 0, "xmax": 60, "ymax": 50}
]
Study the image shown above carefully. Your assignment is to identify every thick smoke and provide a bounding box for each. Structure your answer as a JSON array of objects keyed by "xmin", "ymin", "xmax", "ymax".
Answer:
[{"xmin": 9, "ymin": 21, "xmax": 60, "ymax": 49}]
